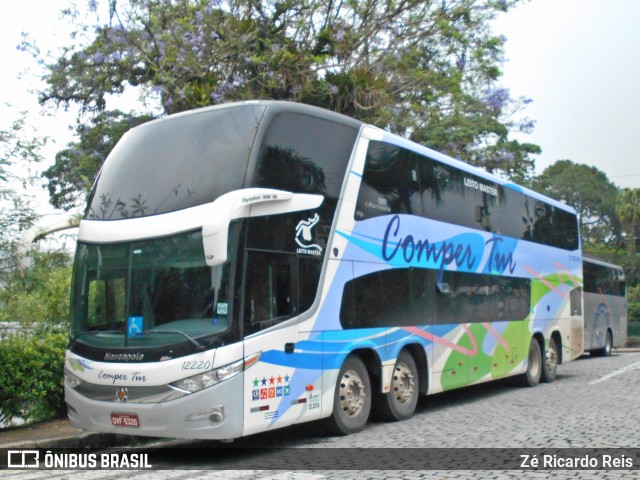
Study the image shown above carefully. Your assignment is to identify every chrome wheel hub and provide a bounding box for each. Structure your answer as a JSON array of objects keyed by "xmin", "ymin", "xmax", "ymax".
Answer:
[
  {"xmin": 339, "ymin": 369, "xmax": 366, "ymax": 417},
  {"xmin": 393, "ymin": 362, "xmax": 415, "ymax": 404}
]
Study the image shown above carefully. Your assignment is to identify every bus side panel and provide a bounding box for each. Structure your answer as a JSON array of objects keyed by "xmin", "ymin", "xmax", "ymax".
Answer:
[
  {"xmin": 614, "ymin": 294, "xmax": 628, "ymax": 347},
  {"xmin": 584, "ymin": 291, "xmax": 605, "ymax": 351},
  {"xmin": 584, "ymin": 291, "xmax": 627, "ymax": 351},
  {"xmin": 242, "ymin": 322, "xmax": 324, "ymax": 437}
]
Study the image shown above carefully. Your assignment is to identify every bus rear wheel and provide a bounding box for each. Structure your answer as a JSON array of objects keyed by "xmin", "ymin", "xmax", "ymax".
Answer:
[
  {"xmin": 541, "ymin": 336, "xmax": 558, "ymax": 383},
  {"xmin": 518, "ymin": 337, "xmax": 542, "ymax": 387},
  {"xmin": 594, "ymin": 330, "xmax": 613, "ymax": 357},
  {"xmin": 326, "ymin": 355, "xmax": 371, "ymax": 435},
  {"xmin": 374, "ymin": 350, "xmax": 419, "ymax": 421}
]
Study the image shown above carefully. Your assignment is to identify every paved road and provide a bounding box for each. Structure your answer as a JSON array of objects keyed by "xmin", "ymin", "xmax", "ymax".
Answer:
[{"xmin": 4, "ymin": 351, "xmax": 640, "ymax": 479}]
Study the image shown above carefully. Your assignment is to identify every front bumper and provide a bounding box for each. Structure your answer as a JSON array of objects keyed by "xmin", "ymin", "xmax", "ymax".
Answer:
[{"xmin": 65, "ymin": 372, "xmax": 244, "ymax": 440}]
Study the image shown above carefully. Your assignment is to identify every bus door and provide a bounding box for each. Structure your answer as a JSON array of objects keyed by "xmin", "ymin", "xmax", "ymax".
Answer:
[{"xmin": 242, "ymin": 249, "xmax": 323, "ymax": 436}]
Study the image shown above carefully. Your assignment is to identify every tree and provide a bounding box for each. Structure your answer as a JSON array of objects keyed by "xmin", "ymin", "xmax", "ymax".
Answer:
[
  {"xmin": 616, "ymin": 188, "xmax": 640, "ymax": 252},
  {"xmin": 532, "ymin": 160, "xmax": 622, "ymax": 246},
  {"xmin": 32, "ymin": 0, "xmax": 538, "ymax": 211},
  {"xmin": 0, "ymin": 115, "xmax": 45, "ymax": 275},
  {"xmin": 44, "ymin": 110, "xmax": 154, "ymax": 210},
  {"xmin": 0, "ymin": 251, "xmax": 72, "ymax": 330}
]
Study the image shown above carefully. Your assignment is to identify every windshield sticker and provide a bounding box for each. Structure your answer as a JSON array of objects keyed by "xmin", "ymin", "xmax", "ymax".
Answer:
[
  {"xmin": 216, "ymin": 303, "xmax": 228, "ymax": 315},
  {"xmin": 295, "ymin": 213, "xmax": 323, "ymax": 255},
  {"xmin": 127, "ymin": 316, "xmax": 143, "ymax": 337}
]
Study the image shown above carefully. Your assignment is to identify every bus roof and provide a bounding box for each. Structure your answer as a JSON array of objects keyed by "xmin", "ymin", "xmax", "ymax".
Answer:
[{"xmin": 130, "ymin": 100, "xmax": 576, "ymax": 216}]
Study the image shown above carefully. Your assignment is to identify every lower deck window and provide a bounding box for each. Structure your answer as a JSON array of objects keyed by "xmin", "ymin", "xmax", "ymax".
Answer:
[{"xmin": 340, "ymin": 267, "xmax": 530, "ymax": 329}]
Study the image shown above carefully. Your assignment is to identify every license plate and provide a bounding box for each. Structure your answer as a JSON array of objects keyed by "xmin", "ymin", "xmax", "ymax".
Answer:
[{"xmin": 111, "ymin": 412, "xmax": 140, "ymax": 428}]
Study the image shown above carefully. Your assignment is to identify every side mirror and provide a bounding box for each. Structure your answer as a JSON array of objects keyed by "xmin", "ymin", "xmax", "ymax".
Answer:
[{"xmin": 202, "ymin": 188, "xmax": 324, "ymax": 266}]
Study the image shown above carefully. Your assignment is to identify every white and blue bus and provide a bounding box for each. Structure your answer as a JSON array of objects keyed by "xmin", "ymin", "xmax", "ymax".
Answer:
[
  {"xmin": 64, "ymin": 101, "xmax": 584, "ymax": 439},
  {"xmin": 583, "ymin": 256, "xmax": 627, "ymax": 356}
]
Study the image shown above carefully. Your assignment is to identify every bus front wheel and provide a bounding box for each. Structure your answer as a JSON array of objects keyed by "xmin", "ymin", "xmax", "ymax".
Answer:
[
  {"xmin": 374, "ymin": 350, "xmax": 419, "ymax": 421},
  {"xmin": 518, "ymin": 338, "xmax": 542, "ymax": 387},
  {"xmin": 326, "ymin": 355, "xmax": 371, "ymax": 435}
]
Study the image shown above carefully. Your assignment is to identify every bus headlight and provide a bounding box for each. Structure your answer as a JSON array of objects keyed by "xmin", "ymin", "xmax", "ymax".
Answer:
[
  {"xmin": 64, "ymin": 368, "xmax": 83, "ymax": 389},
  {"xmin": 170, "ymin": 352, "xmax": 261, "ymax": 394}
]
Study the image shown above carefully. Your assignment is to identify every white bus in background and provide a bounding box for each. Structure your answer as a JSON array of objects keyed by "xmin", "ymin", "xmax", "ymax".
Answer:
[{"xmin": 583, "ymin": 256, "xmax": 627, "ymax": 356}]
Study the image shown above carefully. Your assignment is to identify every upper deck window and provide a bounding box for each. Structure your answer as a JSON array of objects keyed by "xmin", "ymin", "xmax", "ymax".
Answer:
[
  {"xmin": 252, "ymin": 112, "xmax": 359, "ymax": 200},
  {"xmin": 86, "ymin": 104, "xmax": 266, "ymax": 220},
  {"xmin": 356, "ymin": 141, "xmax": 579, "ymax": 251}
]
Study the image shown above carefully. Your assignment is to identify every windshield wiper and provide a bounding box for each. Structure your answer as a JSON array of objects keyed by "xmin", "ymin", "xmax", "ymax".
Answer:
[{"xmin": 146, "ymin": 329, "xmax": 206, "ymax": 352}]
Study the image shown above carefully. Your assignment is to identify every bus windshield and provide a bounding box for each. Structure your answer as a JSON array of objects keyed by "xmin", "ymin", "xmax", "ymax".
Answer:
[
  {"xmin": 71, "ymin": 230, "xmax": 236, "ymax": 354},
  {"xmin": 86, "ymin": 104, "xmax": 266, "ymax": 220}
]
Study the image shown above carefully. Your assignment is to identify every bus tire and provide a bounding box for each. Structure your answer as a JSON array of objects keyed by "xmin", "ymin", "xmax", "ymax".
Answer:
[
  {"xmin": 594, "ymin": 330, "xmax": 613, "ymax": 357},
  {"xmin": 373, "ymin": 350, "xmax": 419, "ymax": 422},
  {"xmin": 541, "ymin": 336, "xmax": 558, "ymax": 383},
  {"xmin": 518, "ymin": 337, "xmax": 542, "ymax": 387},
  {"xmin": 326, "ymin": 355, "xmax": 371, "ymax": 435}
]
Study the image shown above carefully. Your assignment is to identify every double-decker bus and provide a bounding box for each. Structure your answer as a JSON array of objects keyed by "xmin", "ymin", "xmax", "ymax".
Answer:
[
  {"xmin": 583, "ymin": 256, "xmax": 627, "ymax": 356},
  {"xmin": 64, "ymin": 101, "xmax": 584, "ymax": 439}
]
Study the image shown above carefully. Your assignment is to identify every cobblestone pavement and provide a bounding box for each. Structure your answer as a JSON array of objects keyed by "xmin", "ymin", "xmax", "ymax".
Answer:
[{"xmin": 4, "ymin": 351, "xmax": 640, "ymax": 479}]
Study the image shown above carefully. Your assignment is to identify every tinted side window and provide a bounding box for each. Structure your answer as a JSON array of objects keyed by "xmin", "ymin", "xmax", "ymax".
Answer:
[
  {"xmin": 253, "ymin": 113, "xmax": 358, "ymax": 200},
  {"xmin": 584, "ymin": 261, "xmax": 596, "ymax": 293},
  {"xmin": 254, "ymin": 113, "xmax": 357, "ymax": 263},
  {"xmin": 247, "ymin": 111, "xmax": 358, "ymax": 335},
  {"xmin": 355, "ymin": 141, "xmax": 579, "ymax": 251},
  {"xmin": 530, "ymin": 203, "xmax": 579, "ymax": 250},
  {"xmin": 242, "ymin": 212, "xmax": 324, "ymax": 334},
  {"xmin": 420, "ymin": 157, "xmax": 508, "ymax": 234},
  {"xmin": 340, "ymin": 268, "xmax": 530, "ymax": 328},
  {"xmin": 243, "ymin": 250, "xmax": 298, "ymax": 334},
  {"xmin": 434, "ymin": 270, "xmax": 530, "ymax": 324},
  {"xmin": 340, "ymin": 268, "xmax": 428, "ymax": 328},
  {"xmin": 355, "ymin": 142, "xmax": 421, "ymax": 219},
  {"xmin": 584, "ymin": 261, "xmax": 624, "ymax": 296}
]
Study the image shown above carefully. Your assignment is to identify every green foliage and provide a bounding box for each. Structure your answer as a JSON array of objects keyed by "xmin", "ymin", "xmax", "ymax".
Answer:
[
  {"xmin": 616, "ymin": 188, "xmax": 640, "ymax": 252},
  {"xmin": 0, "ymin": 251, "xmax": 72, "ymax": 332},
  {"xmin": 533, "ymin": 160, "xmax": 622, "ymax": 246},
  {"xmin": 0, "ymin": 332, "xmax": 68, "ymax": 425},
  {"xmin": 32, "ymin": 0, "xmax": 538, "ymax": 211},
  {"xmin": 0, "ymin": 115, "xmax": 45, "ymax": 274},
  {"xmin": 0, "ymin": 252, "xmax": 72, "ymax": 425},
  {"xmin": 628, "ymin": 286, "xmax": 640, "ymax": 324}
]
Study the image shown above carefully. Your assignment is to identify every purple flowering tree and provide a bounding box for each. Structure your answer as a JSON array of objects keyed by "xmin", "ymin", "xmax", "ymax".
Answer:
[{"xmin": 30, "ymin": 0, "xmax": 539, "ymax": 210}]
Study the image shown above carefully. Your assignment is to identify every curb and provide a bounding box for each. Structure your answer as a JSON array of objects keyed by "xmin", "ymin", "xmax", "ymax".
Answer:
[{"xmin": 1, "ymin": 432, "xmax": 142, "ymax": 450}]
